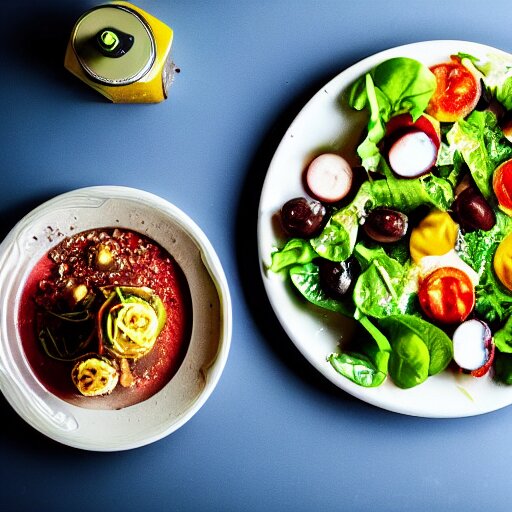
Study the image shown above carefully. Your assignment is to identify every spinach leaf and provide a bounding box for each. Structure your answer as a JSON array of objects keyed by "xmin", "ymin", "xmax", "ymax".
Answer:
[
  {"xmin": 328, "ymin": 314, "xmax": 390, "ymax": 388},
  {"xmin": 446, "ymin": 110, "xmax": 512, "ymax": 200},
  {"xmin": 328, "ymin": 352, "xmax": 387, "ymax": 388},
  {"xmin": 270, "ymin": 238, "xmax": 317, "ymax": 272},
  {"xmin": 388, "ymin": 330, "xmax": 430, "ymax": 389},
  {"xmin": 379, "ymin": 314, "xmax": 453, "ymax": 376},
  {"xmin": 348, "ymin": 57, "xmax": 436, "ymax": 171},
  {"xmin": 288, "ymin": 262, "xmax": 353, "ymax": 316}
]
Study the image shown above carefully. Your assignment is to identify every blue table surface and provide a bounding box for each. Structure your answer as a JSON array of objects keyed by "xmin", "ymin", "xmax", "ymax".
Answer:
[{"xmin": 2, "ymin": 1, "xmax": 512, "ymax": 511}]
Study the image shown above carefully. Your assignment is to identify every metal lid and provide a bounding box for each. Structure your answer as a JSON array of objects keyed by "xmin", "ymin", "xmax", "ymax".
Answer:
[{"xmin": 71, "ymin": 4, "xmax": 156, "ymax": 86}]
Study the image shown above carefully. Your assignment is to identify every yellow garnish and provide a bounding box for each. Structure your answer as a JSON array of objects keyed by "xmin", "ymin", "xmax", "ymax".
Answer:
[
  {"xmin": 409, "ymin": 210, "xmax": 458, "ymax": 264},
  {"xmin": 71, "ymin": 357, "xmax": 119, "ymax": 396},
  {"xmin": 494, "ymin": 232, "xmax": 512, "ymax": 291},
  {"xmin": 108, "ymin": 300, "xmax": 160, "ymax": 359}
]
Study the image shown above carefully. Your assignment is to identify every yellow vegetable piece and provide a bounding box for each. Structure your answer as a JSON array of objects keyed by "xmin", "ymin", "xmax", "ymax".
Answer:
[
  {"xmin": 71, "ymin": 357, "xmax": 119, "ymax": 396},
  {"xmin": 494, "ymin": 232, "xmax": 512, "ymax": 291},
  {"xmin": 409, "ymin": 210, "xmax": 458, "ymax": 264},
  {"xmin": 108, "ymin": 299, "xmax": 161, "ymax": 359}
]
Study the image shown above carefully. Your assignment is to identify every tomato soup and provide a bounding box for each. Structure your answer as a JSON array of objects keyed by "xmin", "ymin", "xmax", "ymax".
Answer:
[{"xmin": 18, "ymin": 228, "xmax": 192, "ymax": 410}]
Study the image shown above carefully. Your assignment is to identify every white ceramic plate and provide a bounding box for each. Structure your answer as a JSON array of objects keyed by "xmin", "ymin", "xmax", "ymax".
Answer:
[
  {"xmin": 258, "ymin": 40, "xmax": 512, "ymax": 418},
  {"xmin": 0, "ymin": 186, "xmax": 232, "ymax": 450}
]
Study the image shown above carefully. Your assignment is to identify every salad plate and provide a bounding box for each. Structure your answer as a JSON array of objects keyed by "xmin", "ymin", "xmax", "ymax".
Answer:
[
  {"xmin": 0, "ymin": 186, "xmax": 232, "ymax": 450},
  {"xmin": 258, "ymin": 40, "xmax": 512, "ymax": 418}
]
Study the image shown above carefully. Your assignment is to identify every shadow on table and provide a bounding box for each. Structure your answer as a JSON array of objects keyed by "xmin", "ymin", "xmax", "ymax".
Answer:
[
  {"xmin": 3, "ymin": 0, "xmax": 104, "ymax": 103},
  {"xmin": 234, "ymin": 61, "xmax": 366, "ymax": 404},
  {"xmin": 0, "ymin": 393, "xmax": 73, "ymax": 455},
  {"xmin": 0, "ymin": 193, "xmax": 57, "ymax": 241}
]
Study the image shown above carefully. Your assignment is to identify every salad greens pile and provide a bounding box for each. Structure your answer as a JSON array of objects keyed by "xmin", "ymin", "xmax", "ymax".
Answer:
[{"xmin": 270, "ymin": 52, "xmax": 512, "ymax": 390}]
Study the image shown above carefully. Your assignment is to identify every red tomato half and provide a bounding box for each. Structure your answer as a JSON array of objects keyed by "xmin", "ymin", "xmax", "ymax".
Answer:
[
  {"xmin": 418, "ymin": 267, "xmax": 475, "ymax": 324},
  {"xmin": 426, "ymin": 57, "xmax": 481, "ymax": 123},
  {"xmin": 493, "ymin": 159, "xmax": 512, "ymax": 214}
]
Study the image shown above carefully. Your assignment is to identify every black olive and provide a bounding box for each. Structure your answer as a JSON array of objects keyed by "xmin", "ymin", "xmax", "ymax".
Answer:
[
  {"xmin": 363, "ymin": 208, "xmax": 409, "ymax": 243},
  {"xmin": 452, "ymin": 186, "xmax": 496, "ymax": 232},
  {"xmin": 318, "ymin": 257, "xmax": 358, "ymax": 299},
  {"xmin": 280, "ymin": 197, "xmax": 327, "ymax": 238}
]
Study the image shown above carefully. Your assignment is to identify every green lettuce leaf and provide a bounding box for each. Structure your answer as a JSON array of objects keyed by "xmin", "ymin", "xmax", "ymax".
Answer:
[
  {"xmin": 458, "ymin": 212, "xmax": 512, "ymax": 323},
  {"xmin": 348, "ymin": 57, "xmax": 436, "ymax": 171},
  {"xmin": 460, "ymin": 52, "xmax": 512, "ymax": 110},
  {"xmin": 352, "ymin": 244, "xmax": 418, "ymax": 319},
  {"xmin": 446, "ymin": 110, "xmax": 512, "ymax": 199},
  {"xmin": 310, "ymin": 205, "xmax": 359, "ymax": 262},
  {"xmin": 494, "ymin": 315, "xmax": 512, "ymax": 353},
  {"xmin": 308, "ymin": 170, "xmax": 453, "ymax": 264}
]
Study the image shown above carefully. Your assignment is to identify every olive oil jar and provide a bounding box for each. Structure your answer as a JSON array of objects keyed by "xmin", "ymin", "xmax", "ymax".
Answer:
[{"xmin": 64, "ymin": 2, "xmax": 175, "ymax": 103}]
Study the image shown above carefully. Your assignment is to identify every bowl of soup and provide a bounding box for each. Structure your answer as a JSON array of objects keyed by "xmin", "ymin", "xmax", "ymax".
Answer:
[{"xmin": 0, "ymin": 186, "xmax": 231, "ymax": 451}]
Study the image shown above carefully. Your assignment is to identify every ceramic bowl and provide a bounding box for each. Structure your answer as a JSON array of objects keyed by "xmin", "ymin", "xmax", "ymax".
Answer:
[{"xmin": 0, "ymin": 186, "xmax": 231, "ymax": 450}]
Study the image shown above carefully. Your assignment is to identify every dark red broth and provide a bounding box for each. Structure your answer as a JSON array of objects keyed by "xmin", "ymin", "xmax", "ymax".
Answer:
[{"xmin": 18, "ymin": 228, "xmax": 192, "ymax": 410}]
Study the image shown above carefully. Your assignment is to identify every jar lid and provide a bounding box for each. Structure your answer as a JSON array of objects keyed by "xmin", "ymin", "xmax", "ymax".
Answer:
[{"xmin": 71, "ymin": 4, "xmax": 156, "ymax": 85}]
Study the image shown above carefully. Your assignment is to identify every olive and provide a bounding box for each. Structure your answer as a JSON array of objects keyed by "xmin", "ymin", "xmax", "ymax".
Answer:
[
  {"xmin": 452, "ymin": 186, "xmax": 496, "ymax": 232},
  {"xmin": 280, "ymin": 197, "xmax": 327, "ymax": 238},
  {"xmin": 363, "ymin": 207, "xmax": 408, "ymax": 243},
  {"xmin": 318, "ymin": 257, "xmax": 358, "ymax": 299}
]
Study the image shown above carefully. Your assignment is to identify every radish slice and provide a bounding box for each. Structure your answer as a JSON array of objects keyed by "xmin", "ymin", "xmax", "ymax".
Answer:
[
  {"xmin": 388, "ymin": 131, "xmax": 438, "ymax": 178},
  {"xmin": 386, "ymin": 113, "xmax": 441, "ymax": 150},
  {"xmin": 305, "ymin": 153, "xmax": 353, "ymax": 203},
  {"xmin": 452, "ymin": 319, "xmax": 494, "ymax": 376}
]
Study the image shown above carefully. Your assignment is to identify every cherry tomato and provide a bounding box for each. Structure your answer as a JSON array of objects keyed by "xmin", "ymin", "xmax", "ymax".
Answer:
[
  {"xmin": 493, "ymin": 159, "xmax": 512, "ymax": 215},
  {"xmin": 418, "ymin": 267, "xmax": 475, "ymax": 324},
  {"xmin": 425, "ymin": 57, "xmax": 481, "ymax": 122}
]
